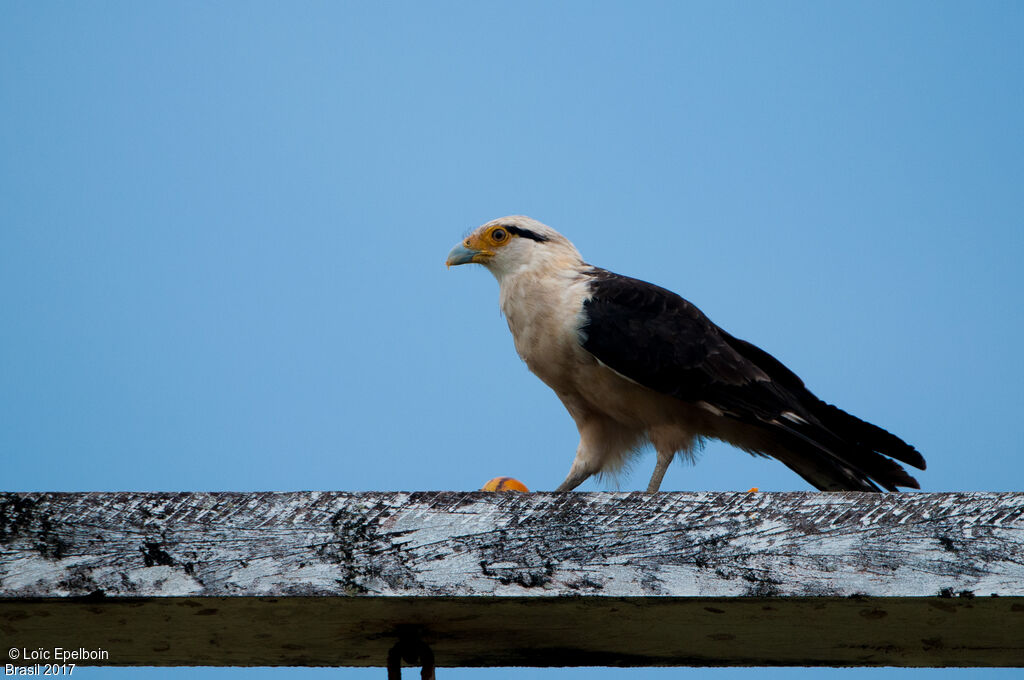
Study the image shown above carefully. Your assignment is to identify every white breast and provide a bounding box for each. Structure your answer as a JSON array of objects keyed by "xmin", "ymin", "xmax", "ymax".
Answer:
[{"xmin": 499, "ymin": 267, "xmax": 593, "ymax": 390}]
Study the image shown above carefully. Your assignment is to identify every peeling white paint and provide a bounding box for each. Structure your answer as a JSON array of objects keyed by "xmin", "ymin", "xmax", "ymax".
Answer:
[
  {"xmin": 1, "ymin": 555, "xmax": 75, "ymax": 593},
  {"xmin": 2, "ymin": 491, "xmax": 1023, "ymax": 599},
  {"xmin": 124, "ymin": 566, "xmax": 204, "ymax": 595}
]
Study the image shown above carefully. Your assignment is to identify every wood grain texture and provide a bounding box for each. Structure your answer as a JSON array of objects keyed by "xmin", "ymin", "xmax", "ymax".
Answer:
[{"xmin": 2, "ymin": 491, "xmax": 1023, "ymax": 667}]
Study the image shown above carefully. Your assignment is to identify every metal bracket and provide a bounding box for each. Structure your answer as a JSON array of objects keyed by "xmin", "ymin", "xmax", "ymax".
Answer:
[{"xmin": 386, "ymin": 628, "xmax": 435, "ymax": 680}]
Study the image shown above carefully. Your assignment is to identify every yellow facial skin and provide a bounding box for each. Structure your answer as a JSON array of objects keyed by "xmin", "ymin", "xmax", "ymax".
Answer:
[{"xmin": 446, "ymin": 225, "xmax": 513, "ymax": 267}]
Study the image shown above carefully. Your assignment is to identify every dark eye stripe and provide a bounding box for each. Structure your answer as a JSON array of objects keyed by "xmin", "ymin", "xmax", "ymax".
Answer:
[{"xmin": 505, "ymin": 226, "xmax": 550, "ymax": 242}]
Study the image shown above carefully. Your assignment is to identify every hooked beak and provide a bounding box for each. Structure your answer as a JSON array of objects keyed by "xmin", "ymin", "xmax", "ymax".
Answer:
[{"xmin": 446, "ymin": 242, "xmax": 484, "ymax": 268}]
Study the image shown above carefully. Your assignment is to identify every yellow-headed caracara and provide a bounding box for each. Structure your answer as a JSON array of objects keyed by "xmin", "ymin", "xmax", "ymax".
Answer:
[{"xmin": 446, "ymin": 216, "xmax": 925, "ymax": 492}]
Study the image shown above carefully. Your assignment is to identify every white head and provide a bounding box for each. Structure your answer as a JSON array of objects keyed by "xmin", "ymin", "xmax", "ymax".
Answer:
[{"xmin": 445, "ymin": 216, "xmax": 583, "ymax": 282}]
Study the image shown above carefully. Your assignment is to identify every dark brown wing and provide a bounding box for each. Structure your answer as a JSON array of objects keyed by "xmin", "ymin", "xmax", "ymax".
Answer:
[{"xmin": 579, "ymin": 268, "xmax": 925, "ymax": 491}]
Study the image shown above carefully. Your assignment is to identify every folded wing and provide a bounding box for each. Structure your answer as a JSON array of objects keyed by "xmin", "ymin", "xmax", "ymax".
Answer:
[{"xmin": 579, "ymin": 268, "xmax": 925, "ymax": 491}]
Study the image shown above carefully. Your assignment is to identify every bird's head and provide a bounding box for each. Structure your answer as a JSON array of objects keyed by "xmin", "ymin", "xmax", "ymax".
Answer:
[{"xmin": 446, "ymin": 216, "xmax": 581, "ymax": 280}]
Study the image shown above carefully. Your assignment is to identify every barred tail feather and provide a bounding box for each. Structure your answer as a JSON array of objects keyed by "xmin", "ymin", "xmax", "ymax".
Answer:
[
  {"xmin": 812, "ymin": 401, "xmax": 926, "ymax": 471},
  {"xmin": 768, "ymin": 405, "xmax": 923, "ymax": 492}
]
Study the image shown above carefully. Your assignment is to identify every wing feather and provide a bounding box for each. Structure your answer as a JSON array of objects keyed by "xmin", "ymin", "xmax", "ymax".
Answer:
[{"xmin": 579, "ymin": 268, "xmax": 923, "ymax": 491}]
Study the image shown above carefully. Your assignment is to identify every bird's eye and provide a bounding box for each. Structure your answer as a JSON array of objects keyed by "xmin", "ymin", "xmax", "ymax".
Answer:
[{"xmin": 491, "ymin": 228, "xmax": 508, "ymax": 243}]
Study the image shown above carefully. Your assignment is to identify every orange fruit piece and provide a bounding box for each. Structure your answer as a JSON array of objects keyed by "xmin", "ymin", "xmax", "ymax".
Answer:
[{"xmin": 481, "ymin": 477, "xmax": 529, "ymax": 492}]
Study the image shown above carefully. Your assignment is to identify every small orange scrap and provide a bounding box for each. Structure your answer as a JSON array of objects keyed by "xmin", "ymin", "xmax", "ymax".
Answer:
[
  {"xmin": 481, "ymin": 477, "xmax": 529, "ymax": 493},
  {"xmin": 747, "ymin": 487, "xmax": 759, "ymax": 493}
]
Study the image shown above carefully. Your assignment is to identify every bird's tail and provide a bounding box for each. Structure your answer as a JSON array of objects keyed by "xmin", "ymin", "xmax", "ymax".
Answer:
[{"xmin": 769, "ymin": 400, "xmax": 925, "ymax": 492}]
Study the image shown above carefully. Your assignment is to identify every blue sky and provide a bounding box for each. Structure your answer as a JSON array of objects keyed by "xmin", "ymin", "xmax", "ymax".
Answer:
[{"xmin": 2, "ymin": 1, "xmax": 1022, "ymax": 678}]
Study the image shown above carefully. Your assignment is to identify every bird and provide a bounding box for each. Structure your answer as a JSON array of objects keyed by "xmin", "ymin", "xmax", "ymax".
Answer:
[{"xmin": 446, "ymin": 216, "xmax": 925, "ymax": 493}]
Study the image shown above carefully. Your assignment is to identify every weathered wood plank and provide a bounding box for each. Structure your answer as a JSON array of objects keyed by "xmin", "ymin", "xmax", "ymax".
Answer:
[
  {"xmin": 2, "ymin": 491, "xmax": 1023, "ymax": 667},
  {"xmin": 4, "ymin": 596, "xmax": 1023, "ymax": 667}
]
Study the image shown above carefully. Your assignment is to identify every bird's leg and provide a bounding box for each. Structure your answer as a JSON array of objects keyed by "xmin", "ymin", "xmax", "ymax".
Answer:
[
  {"xmin": 646, "ymin": 447, "xmax": 674, "ymax": 492},
  {"xmin": 555, "ymin": 442, "xmax": 597, "ymax": 491},
  {"xmin": 555, "ymin": 461, "xmax": 593, "ymax": 491}
]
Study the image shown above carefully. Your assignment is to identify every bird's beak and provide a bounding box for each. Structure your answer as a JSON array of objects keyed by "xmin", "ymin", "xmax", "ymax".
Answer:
[{"xmin": 446, "ymin": 242, "xmax": 482, "ymax": 268}]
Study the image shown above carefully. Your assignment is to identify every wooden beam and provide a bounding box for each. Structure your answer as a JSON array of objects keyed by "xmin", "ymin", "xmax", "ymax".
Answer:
[{"xmin": 2, "ymin": 491, "xmax": 1023, "ymax": 668}]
